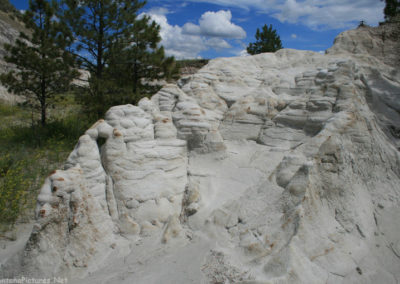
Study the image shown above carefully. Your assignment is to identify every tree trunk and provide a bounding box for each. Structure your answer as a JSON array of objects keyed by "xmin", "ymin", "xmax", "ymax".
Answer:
[
  {"xmin": 97, "ymin": 2, "xmax": 104, "ymax": 80},
  {"xmin": 40, "ymin": 78, "xmax": 46, "ymax": 126},
  {"xmin": 95, "ymin": 3, "xmax": 104, "ymax": 119},
  {"xmin": 133, "ymin": 61, "xmax": 138, "ymax": 94},
  {"xmin": 41, "ymin": 102, "xmax": 46, "ymax": 126}
]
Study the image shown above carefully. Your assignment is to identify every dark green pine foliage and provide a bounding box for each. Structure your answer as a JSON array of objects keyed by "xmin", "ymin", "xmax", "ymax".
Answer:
[
  {"xmin": 107, "ymin": 13, "xmax": 178, "ymax": 104},
  {"xmin": 59, "ymin": 0, "xmax": 145, "ymax": 81},
  {"xmin": 0, "ymin": 0, "xmax": 78, "ymax": 126},
  {"xmin": 60, "ymin": 0, "xmax": 178, "ymax": 119},
  {"xmin": 382, "ymin": 0, "xmax": 400, "ymax": 21},
  {"xmin": 59, "ymin": 0, "xmax": 141, "ymax": 118},
  {"xmin": 247, "ymin": 24, "xmax": 283, "ymax": 55}
]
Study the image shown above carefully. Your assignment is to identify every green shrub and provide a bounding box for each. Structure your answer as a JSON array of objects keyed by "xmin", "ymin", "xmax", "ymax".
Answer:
[
  {"xmin": 0, "ymin": 103, "xmax": 17, "ymax": 116},
  {"xmin": 0, "ymin": 107, "xmax": 90, "ymax": 230},
  {"xmin": 0, "ymin": 113, "xmax": 89, "ymax": 147},
  {"xmin": 0, "ymin": 156, "xmax": 30, "ymax": 230}
]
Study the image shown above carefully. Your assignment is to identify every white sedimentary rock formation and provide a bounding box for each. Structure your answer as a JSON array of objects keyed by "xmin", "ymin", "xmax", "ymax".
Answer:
[{"xmin": 1, "ymin": 23, "xmax": 399, "ymax": 283}]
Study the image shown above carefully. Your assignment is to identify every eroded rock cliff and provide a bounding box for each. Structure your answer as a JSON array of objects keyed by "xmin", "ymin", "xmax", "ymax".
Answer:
[
  {"xmin": 1, "ymin": 23, "xmax": 400, "ymax": 284},
  {"xmin": 0, "ymin": 10, "xmax": 26, "ymax": 103}
]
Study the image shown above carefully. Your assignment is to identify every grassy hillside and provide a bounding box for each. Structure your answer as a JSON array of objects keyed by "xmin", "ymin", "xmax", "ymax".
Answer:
[{"xmin": 0, "ymin": 98, "xmax": 90, "ymax": 232}]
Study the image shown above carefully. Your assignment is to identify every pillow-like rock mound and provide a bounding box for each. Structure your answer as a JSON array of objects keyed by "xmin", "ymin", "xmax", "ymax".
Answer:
[{"xmin": 1, "ymin": 22, "xmax": 399, "ymax": 283}]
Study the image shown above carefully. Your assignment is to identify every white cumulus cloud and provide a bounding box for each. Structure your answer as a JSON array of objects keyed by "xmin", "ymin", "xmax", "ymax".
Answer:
[
  {"xmin": 206, "ymin": 38, "xmax": 232, "ymax": 50},
  {"xmin": 272, "ymin": 0, "xmax": 384, "ymax": 29},
  {"xmin": 182, "ymin": 22, "xmax": 202, "ymax": 35},
  {"xmin": 179, "ymin": 0, "xmax": 385, "ymax": 30},
  {"xmin": 181, "ymin": 0, "xmax": 274, "ymax": 11},
  {"xmin": 145, "ymin": 8, "xmax": 245, "ymax": 58},
  {"xmin": 145, "ymin": 13, "xmax": 208, "ymax": 59},
  {"xmin": 147, "ymin": 7, "xmax": 170, "ymax": 16},
  {"xmin": 238, "ymin": 49, "xmax": 249, "ymax": 57},
  {"xmin": 183, "ymin": 10, "xmax": 246, "ymax": 39}
]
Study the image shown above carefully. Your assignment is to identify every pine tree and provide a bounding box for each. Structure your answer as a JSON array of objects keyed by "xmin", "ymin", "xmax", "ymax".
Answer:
[
  {"xmin": 59, "ymin": 0, "xmax": 177, "ymax": 118},
  {"xmin": 247, "ymin": 24, "xmax": 283, "ymax": 55},
  {"xmin": 0, "ymin": 0, "xmax": 78, "ymax": 126},
  {"xmin": 107, "ymin": 14, "xmax": 178, "ymax": 103},
  {"xmin": 381, "ymin": 0, "xmax": 400, "ymax": 21}
]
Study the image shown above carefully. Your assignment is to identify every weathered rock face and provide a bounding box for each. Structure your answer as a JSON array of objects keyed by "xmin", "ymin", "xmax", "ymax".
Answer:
[
  {"xmin": 327, "ymin": 22, "xmax": 400, "ymax": 150},
  {"xmin": 1, "ymin": 23, "xmax": 400, "ymax": 283},
  {"xmin": 0, "ymin": 10, "xmax": 26, "ymax": 103}
]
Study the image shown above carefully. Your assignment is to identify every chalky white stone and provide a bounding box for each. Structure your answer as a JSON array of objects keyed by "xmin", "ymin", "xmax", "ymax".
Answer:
[{"xmin": 1, "ymin": 23, "xmax": 399, "ymax": 283}]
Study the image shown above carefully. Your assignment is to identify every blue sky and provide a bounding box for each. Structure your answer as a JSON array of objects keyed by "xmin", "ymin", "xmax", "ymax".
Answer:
[{"xmin": 11, "ymin": 0, "xmax": 385, "ymax": 59}]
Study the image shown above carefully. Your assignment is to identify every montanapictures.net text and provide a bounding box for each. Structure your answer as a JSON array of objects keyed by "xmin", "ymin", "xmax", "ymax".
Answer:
[{"xmin": 0, "ymin": 277, "xmax": 68, "ymax": 284}]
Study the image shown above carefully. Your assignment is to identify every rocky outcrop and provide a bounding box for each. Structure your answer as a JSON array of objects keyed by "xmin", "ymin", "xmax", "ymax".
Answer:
[
  {"xmin": 327, "ymin": 22, "xmax": 400, "ymax": 150},
  {"xmin": 1, "ymin": 23, "xmax": 399, "ymax": 283},
  {"xmin": 0, "ymin": 10, "xmax": 25, "ymax": 103}
]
